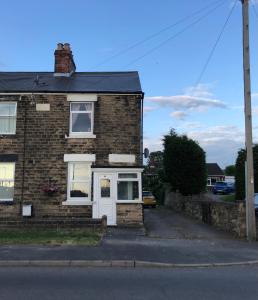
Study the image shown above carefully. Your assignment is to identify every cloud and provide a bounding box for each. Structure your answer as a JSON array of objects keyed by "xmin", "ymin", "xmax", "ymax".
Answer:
[
  {"xmin": 143, "ymin": 136, "xmax": 163, "ymax": 153},
  {"xmin": 143, "ymin": 106, "xmax": 157, "ymax": 114},
  {"xmin": 170, "ymin": 111, "xmax": 188, "ymax": 120},
  {"xmin": 187, "ymin": 125, "xmax": 246, "ymax": 167},
  {"xmin": 252, "ymin": 93, "xmax": 258, "ymax": 99},
  {"xmin": 179, "ymin": 122, "xmax": 203, "ymax": 129},
  {"xmin": 145, "ymin": 84, "xmax": 227, "ymax": 113},
  {"xmin": 188, "ymin": 125, "xmax": 244, "ymax": 144},
  {"xmin": 143, "ymin": 122, "xmax": 258, "ymax": 168}
]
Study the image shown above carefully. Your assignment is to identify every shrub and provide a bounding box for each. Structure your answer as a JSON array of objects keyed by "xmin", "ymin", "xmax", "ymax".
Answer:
[
  {"xmin": 163, "ymin": 129, "xmax": 206, "ymax": 196},
  {"xmin": 235, "ymin": 145, "xmax": 258, "ymax": 200}
]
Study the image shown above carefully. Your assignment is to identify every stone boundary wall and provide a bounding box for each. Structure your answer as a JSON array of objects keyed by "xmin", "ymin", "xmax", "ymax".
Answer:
[
  {"xmin": 0, "ymin": 215, "xmax": 107, "ymax": 229},
  {"xmin": 164, "ymin": 190, "xmax": 249, "ymax": 238}
]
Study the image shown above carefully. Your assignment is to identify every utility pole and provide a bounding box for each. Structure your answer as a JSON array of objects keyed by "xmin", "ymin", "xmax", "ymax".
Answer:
[{"xmin": 241, "ymin": 0, "xmax": 256, "ymax": 241}]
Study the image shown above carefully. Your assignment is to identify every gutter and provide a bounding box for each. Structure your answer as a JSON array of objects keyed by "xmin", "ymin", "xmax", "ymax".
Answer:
[{"xmin": 0, "ymin": 92, "xmax": 144, "ymax": 96}]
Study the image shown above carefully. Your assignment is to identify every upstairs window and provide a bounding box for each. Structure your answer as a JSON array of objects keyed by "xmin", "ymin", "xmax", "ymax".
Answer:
[
  {"xmin": 70, "ymin": 102, "xmax": 93, "ymax": 135},
  {"xmin": 0, "ymin": 102, "xmax": 17, "ymax": 134},
  {"xmin": 0, "ymin": 163, "xmax": 15, "ymax": 201}
]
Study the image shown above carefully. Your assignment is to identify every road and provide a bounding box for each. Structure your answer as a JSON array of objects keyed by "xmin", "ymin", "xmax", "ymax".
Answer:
[{"xmin": 0, "ymin": 266, "xmax": 258, "ymax": 300}]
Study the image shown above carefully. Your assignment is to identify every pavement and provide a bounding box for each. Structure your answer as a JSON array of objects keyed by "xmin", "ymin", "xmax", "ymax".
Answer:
[{"xmin": 0, "ymin": 207, "xmax": 258, "ymax": 267}]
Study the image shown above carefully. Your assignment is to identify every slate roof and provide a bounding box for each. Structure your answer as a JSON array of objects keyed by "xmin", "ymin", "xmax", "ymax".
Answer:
[
  {"xmin": 0, "ymin": 72, "xmax": 142, "ymax": 94},
  {"xmin": 206, "ymin": 163, "xmax": 224, "ymax": 176}
]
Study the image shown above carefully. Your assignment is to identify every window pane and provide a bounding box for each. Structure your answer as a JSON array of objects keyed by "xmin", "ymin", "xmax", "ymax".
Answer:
[
  {"xmin": 70, "ymin": 182, "xmax": 89, "ymax": 198},
  {"xmin": 71, "ymin": 103, "xmax": 92, "ymax": 111},
  {"xmin": 71, "ymin": 163, "xmax": 90, "ymax": 180},
  {"xmin": 0, "ymin": 163, "xmax": 14, "ymax": 180},
  {"xmin": 117, "ymin": 181, "xmax": 139, "ymax": 200},
  {"xmin": 100, "ymin": 179, "xmax": 110, "ymax": 197},
  {"xmin": 0, "ymin": 103, "xmax": 16, "ymax": 116},
  {"xmin": 72, "ymin": 113, "xmax": 91, "ymax": 132},
  {"xmin": 118, "ymin": 173, "xmax": 137, "ymax": 179},
  {"xmin": 0, "ymin": 117, "xmax": 16, "ymax": 134},
  {"xmin": 0, "ymin": 181, "xmax": 14, "ymax": 199}
]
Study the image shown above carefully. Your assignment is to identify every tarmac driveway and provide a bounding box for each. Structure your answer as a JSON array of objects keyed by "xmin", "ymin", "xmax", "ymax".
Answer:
[{"xmin": 144, "ymin": 206, "xmax": 234, "ymax": 240}]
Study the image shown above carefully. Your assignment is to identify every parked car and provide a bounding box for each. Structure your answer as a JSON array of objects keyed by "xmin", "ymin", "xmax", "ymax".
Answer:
[
  {"xmin": 226, "ymin": 182, "xmax": 235, "ymax": 193},
  {"xmin": 142, "ymin": 191, "xmax": 157, "ymax": 208},
  {"xmin": 212, "ymin": 182, "xmax": 233, "ymax": 195},
  {"xmin": 254, "ymin": 193, "xmax": 258, "ymax": 217}
]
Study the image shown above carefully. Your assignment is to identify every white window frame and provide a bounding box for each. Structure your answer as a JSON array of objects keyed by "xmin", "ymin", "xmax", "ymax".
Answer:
[
  {"xmin": 69, "ymin": 102, "xmax": 94, "ymax": 137},
  {"xmin": 116, "ymin": 172, "xmax": 142, "ymax": 203},
  {"xmin": 64, "ymin": 162, "xmax": 92, "ymax": 205},
  {"xmin": 0, "ymin": 162, "xmax": 15, "ymax": 201},
  {"xmin": 0, "ymin": 102, "xmax": 17, "ymax": 135}
]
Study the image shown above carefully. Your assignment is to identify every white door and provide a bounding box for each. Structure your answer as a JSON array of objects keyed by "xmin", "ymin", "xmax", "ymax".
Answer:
[{"xmin": 94, "ymin": 173, "xmax": 116, "ymax": 226}]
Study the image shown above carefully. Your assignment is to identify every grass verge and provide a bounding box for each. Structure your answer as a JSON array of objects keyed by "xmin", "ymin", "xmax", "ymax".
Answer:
[
  {"xmin": 221, "ymin": 194, "xmax": 236, "ymax": 202},
  {"xmin": 0, "ymin": 228, "xmax": 103, "ymax": 246}
]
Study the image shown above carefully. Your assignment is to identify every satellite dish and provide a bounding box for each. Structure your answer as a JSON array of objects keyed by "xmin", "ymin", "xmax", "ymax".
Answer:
[{"xmin": 143, "ymin": 148, "xmax": 149, "ymax": 159}]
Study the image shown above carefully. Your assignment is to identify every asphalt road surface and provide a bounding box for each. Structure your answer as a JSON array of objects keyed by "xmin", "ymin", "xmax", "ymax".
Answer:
[{"xmin": 0, "ymin": 266, "xmax": 258, "ymax": 300}]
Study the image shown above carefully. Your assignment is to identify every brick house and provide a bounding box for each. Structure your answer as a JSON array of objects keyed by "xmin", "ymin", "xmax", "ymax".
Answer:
[
  {"xmin": 0, "ymin": 43, "xmax": 144, "ymax": 226},
  {"xmin": 206, "ymin": 163, "xmax": 225, "ymax": 187}
]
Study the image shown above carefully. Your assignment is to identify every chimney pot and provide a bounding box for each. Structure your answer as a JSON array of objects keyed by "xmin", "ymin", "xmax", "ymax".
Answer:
[
  {"xmin": 57, "ymin": 43, "xmax": 63, "ymax": 50},
  {"xmin": 63, "ymin": 43, "xmax": 70, "ymax": 51}
]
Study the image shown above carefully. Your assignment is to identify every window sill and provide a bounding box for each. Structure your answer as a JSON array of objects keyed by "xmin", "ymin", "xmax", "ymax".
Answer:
[
  {"xmin": 0, "ymin": 200, "xmax": 14, "ymax": 205},
  {"xmin": 62, "ymin": 200, "xmax": 92, "ymax": 206},
  {"xmin": 116, "ymin": 201, "xmax": 143, "ymax": 204},
  {"xmin": 0, "ymin": 134, "xmax": 16, "ymax": 138},
  {"xmin": 66, "ymin": 134, "xmax": 96, "ymax": 139}
]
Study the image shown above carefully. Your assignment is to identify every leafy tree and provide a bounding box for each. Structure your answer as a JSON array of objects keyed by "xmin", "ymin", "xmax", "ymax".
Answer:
[
  {"xmin": 143, "ymin": 151, "xmax": 165, "ymax": 204},
  {"xmin": 147, "ymin": 151, "xmax": 163, "ymax": 172},
  {"xmin": 235, "ymin": 145, "xmax": 258, "ymax": 200},
  {"xmin": 163, "ymin": 129, "xmax": 206, "ymax": 196},
  {"xmin": 224, "ymin": 165, "xmax": 236, "ymax": 176}
]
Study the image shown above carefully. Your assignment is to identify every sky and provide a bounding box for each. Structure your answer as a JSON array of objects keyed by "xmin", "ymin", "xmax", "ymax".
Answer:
[{"xmin": 1, "ymin": 0, "xmax": 258, "ymax": 168}]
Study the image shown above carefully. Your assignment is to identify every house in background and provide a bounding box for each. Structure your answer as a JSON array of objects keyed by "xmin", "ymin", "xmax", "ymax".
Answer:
[
  {"xmin": 0, "ymin": 43, "xmax": 144, "ymax": 226},
  {"xmin": 206, "ymin": 163, "xmax": 225, "ymax": 188}
]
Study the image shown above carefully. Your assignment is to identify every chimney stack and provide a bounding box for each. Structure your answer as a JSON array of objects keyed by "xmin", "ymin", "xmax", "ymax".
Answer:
[{"xmin": 54, "ymin": 43, "xmax": 76, "ymax": 76}]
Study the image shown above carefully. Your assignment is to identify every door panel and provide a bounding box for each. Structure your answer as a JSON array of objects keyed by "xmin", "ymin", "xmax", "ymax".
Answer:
[{"xmin": 94, "ymin": 174, "xmax": 116, "ymax": 226}]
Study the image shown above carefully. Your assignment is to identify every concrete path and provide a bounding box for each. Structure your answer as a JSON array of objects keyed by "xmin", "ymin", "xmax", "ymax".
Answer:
[{"xmin": 144, "ymin": 206, "xmax": 233, "ymax": 240}]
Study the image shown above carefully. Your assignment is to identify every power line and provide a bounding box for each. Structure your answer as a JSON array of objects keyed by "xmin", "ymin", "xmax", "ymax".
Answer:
[
  {"xmin": 91, "ymin": 0, "xmax": 225, "ymax": 69},
  {"xmin": 194, "ymin": 0, "xmax": 238, "ymax": 86},
  {"xmin": 122, "ymin": 0, "xmax": 227, "ymax": 69}
]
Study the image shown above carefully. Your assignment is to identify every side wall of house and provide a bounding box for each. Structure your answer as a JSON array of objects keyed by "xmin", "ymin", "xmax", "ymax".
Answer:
[{"xmin": 0, "ymin": 94, "xmax": 142, "ymax": 223}]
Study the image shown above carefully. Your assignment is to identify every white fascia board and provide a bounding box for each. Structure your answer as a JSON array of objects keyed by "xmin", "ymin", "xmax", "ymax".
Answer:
[
  {"xmin": 109, "ymin": 154, "xmax": 135, "ymax": 163},
  {"xmin": 67, "ymin": 94, "xmax": 97, "ymax": 102},
  {"xmin": 64, "ymin": 154, "xmax": 96, "ymax": 162}
]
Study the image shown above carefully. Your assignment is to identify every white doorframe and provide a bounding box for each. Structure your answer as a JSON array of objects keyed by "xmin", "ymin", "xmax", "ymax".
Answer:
[{"xmin": 93, "ymin": 173, "xmax": 116, "ymax": 226}]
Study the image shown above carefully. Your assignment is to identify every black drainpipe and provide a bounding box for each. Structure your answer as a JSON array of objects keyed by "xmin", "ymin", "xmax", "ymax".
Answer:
[
  {"xmin": 140, "ymin": 92, "xmax": 144, "ymax": 164},
  {"xmin": 21, "ymin": 95, "xmax": 28, "ymax": 209}
]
